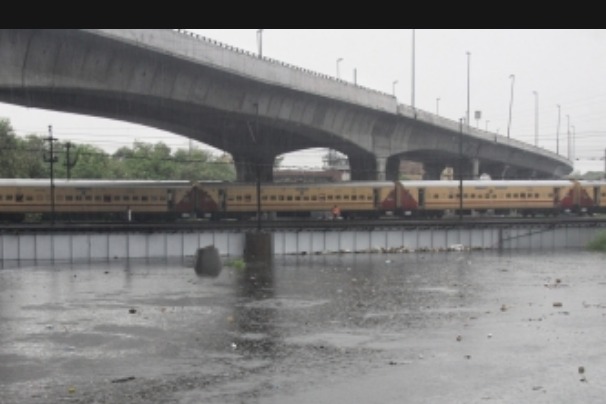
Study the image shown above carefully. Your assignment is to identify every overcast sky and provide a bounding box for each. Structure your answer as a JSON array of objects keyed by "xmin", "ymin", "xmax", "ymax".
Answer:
[{"xmin": 1, "ymin": 29, "xmax": 605, "ymax": 172}]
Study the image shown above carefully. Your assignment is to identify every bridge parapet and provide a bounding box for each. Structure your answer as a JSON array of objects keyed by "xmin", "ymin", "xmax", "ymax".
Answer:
[
  {"xmin": 397, "ymin": 102, "xmax": 570, "ymax": 166},
  {"xmin": 88, "ymin": 29, "xmax": 398, "ymax": 114}
]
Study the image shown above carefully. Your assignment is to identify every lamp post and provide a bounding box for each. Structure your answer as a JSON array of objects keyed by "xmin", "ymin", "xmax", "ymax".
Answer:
[
  {"xmin": 44, "ymin": 125, "xmax": 57, "ymax": 225},
  {"xmin": 257, "ymin": 29, "xmax": 263, "ymax": 58},
  {"xmin": 571, "ymin": 125, "xmax": 576, "ymax": 162},
  {"xmin": 436, "ymin": 98, "xmax": 440, "ymax": 115},
  {"xmin": 392, "ymin": 80, "xmax": 398, "ymax": 97},
  {"xmin": 533, "ymin": 91, "xmax": 539, "ymax": 147},
  {"xmin": 411, "ymin": 29, "xmax": 416, "ymax": 109},
  {"xmin": 336, "ymin": 58, "xmax": 343, "ymax": 79},
  {"xmin": 507, "ymin": 74, "xmax": 515, "ymax": 139},
  {"xmin": 556, "ymin": 104, "xmax": 561, "ymax": 155},
  {"xmin": 458, "ymin": 118, "xmax": 464, "ymax": 220},
  {"xmin": 567, "ymin": 114, "xmax": 571, "ymax": 160},
  {"xmin": 466, "ymin": 51, "xmax": 471, "ymax": 127}
]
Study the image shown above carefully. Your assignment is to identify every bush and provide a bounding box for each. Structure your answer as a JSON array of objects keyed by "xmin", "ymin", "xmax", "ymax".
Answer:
[{"xmin": 587, "ymin": 231, "xmax": 606, "ymax": 252}]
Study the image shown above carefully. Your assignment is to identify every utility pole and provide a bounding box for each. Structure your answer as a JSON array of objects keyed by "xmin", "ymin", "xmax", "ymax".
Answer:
[
  {"xmin": 44, "ymin": 125, "xmax": 58, "ymax": 225},
  {"xmin": 64, "ymin": 142, "xmax": 79, "ymax": 180}
]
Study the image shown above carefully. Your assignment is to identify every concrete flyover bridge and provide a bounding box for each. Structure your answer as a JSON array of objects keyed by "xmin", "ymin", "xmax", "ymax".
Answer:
[{"xmin": 0, "ymin": 29, "xmax": 573, "ymax": 181}]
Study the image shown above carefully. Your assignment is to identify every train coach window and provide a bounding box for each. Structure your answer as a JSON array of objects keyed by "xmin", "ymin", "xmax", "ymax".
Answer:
[
  {"xmin": 16, "ymin": 194, "xmax": 24, "ymax": 202},
  {"xmin": 132, "ymin": 196, "xmax": 139, "ymax": 201},
  {"xmin": 85, "ymin": 196, "xmax": 92, "ymax": 201},
  {"xmin": 6, "ymin": 195, "xmax": 12, "ymax": 201},
  {"xmin": 506, "ymin": 193, "xmax": 512, "ymax": 198},
  {"xmin": 75, "ymin": 196, "xmax": 82, "ymax": 201},
  {"xmin": 66, "ymin": 195, "xmax": 74, "ymax": 201},
  {"xmin": 311, "ymin": 196, "xmax": 317, "ymax": 201},
  {"xmin": 104, "ymin": 195, "xmax": 111, "ymax": 202},
  {"xmin": 513, "ymin": 193, "xmax": 519, "ymax": 198},
  {"xmin": 287, "ymin": 196, "xmax": 293, "ymax": 201},
  {"xmin": 327, "ymin": 195, "xmax": 333, "ymax": 201},
  {"xmin": 26, "ymin": 195, "xmax": 33, "ymax": 201},
  {"xmin": 142, "ymin": 196, "xmax": 148, "ymax": 202},
  {"xmin": 351, "ymin": 195, "xmax": 357, "ymax": 201},
  {"xmin": 270, "ymin": 195, "xmax": 276, "ymax": 201},
  {"xmin": 123, "ymin": 196, "xmax": 130, "ymax": 201}
]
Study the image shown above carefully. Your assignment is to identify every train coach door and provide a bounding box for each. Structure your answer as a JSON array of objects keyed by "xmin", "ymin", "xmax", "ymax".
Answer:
[
  {"xmin": 418, "ymin": 188, "xmax": 426, "ymax": 209},
  {"xmin": 373, "ymin": 188, "xmax": 381, "ymax": 209},
  {"xmin": 167, "ymin": 189, "xmax": 174, "ymax": 210}
]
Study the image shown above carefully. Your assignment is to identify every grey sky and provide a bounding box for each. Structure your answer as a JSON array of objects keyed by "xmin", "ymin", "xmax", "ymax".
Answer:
[{"xmin": 1, "ymin": 29, "xmax": 605, "ymax": 171}]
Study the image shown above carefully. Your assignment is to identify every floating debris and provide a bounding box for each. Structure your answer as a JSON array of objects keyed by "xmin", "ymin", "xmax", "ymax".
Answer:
[{"xmin": 111, "ymin": 376, "xmax": 136, "ymax": 383}]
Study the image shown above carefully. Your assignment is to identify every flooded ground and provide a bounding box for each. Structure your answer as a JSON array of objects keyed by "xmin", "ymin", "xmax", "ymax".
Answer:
[{"xmin": 1, "ymin": 249, "xmax": 605, "ymax": 403}]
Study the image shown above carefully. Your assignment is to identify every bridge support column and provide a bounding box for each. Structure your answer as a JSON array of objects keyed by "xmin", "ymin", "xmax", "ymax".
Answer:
[
  {"xmin": 375, "ymin": 156, "xmax": 387, "ymax": 181},
  {"xmin": 385, "ymin": 156, "xmax": 401, "ymax": 181},
  {"xmin": 349, "ymin": 155, "xmax": 378, "ymax": 181},
  {"xmin": 423, "ymin": 162, "xmax": 444, "ymax": 180},
  {"xmin": 234, "ymin": 158, "xmax": 274, "ymax": 182},
  {"xmin": 472, "ymin": 158, "xmax": 480, "ymax": 179}
]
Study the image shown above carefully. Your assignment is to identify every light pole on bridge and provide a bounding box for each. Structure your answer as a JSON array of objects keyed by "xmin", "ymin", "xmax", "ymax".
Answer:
[
  {"xmin": 257, "ymin": 29, "xmax": 263, "ymax": 58},
  {"xmin": 507, "ymin": 74, "xmax": 515, "ymax": 139}
]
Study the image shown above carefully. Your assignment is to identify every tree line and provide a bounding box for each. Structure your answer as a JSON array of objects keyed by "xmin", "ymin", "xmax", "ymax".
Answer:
[{"xmin": 0, "ymin": 119, "xmax": 236, "ymax": 181}]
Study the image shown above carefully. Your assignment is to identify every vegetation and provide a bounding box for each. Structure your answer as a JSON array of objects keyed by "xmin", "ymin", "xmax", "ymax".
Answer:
[
  {"xmin": 225, "ymin": 258, "xmax": 246, "ymax": 270},
  {"xmin": 0, "ymin": 118, "xmax": 236, "ymax": 181},
  {"xmin": 587, "ymin": 231, "xmax": 606, "ymax": 252}
]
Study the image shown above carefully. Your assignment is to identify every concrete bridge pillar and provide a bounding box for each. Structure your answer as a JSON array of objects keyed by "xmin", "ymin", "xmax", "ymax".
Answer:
[
  {"xmin": 374, "ymin": 156, "xmax": 387, "ymax": 181},
  {"xmin": 233, "ymin": 157, "xmax": 274, "ymax": 182},
  {"xmin": 472, "ymin": 158, "xmax": 480, "ymax": 179},
  {"xmin": 349, "ymin": 156, "xmax": 378, "ymax": 181},
  {"xmin": 385, "ymin": 156, "xmax": 401, "ymax": 181},
  {"xmin": 423, "ymin": 162, "xmax": 445, "ymax": 180}
]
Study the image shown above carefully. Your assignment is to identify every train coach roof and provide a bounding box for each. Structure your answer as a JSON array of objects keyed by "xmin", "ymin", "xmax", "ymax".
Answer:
[
  {"xmin": 397, "ymin": 180, "xmax": 576, "ymax": 188},
  {"xmin": 0, "ymin": 179, "xmax": 193, "ymax": 188},
  {"xmin": 197, "ymin": 181, "xmax": 396, "ymax": 189}
]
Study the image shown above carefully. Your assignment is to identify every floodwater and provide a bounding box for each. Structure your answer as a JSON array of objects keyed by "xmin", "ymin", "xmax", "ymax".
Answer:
[{"xmin": 1, "ymin": 249, "xmax": 605, "ymax": 403}]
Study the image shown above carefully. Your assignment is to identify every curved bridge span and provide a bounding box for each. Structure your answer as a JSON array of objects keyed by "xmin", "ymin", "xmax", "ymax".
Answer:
[{"xmin": 0, "ymin": 29, "xmax": 572, "ymax": 181}]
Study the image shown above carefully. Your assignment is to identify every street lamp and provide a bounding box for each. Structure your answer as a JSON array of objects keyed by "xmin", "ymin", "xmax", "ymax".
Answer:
[
  {"xmin": 571, "ymin": 125, "xmax": 576, "ymax": 162},
  {"xmin": 567, "ymin": 114, "xmax": 571, "ymax": 160},
  {"xmin": 507, "ymin": 74, "xmax": 515, "ymax": 139},
  {"xmin": 392, "ymin": 80, "xmax": 398, "ymax": 97},
  {"xmin": 257, "ymin": 29, "xmax": 263, "ymax": 58},
  {"xmin": 556, "ymin": 104, "xmax": 561, "ymax": 155},
  {"xmin": 411, "ymin": 29, "xmax": 416, "ymax": 109},
  {"xmin": 436, "ymin": 98, "xmax": 440, "ymax": 115},
  {"xmin": 533, "ymin": 91, "xmax": 539, "ymax": 147},
  {"xmin": 466, "ymin": 51, "xmax": 471, "ymax": 127},
  {"xmin": 336, "ymin": 58, "xmax": 343, "ymax": 79}
]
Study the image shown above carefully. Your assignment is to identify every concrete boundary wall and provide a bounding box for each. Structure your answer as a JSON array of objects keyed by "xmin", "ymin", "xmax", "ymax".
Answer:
[{"xmin": 1, "ymin": 226, "xmax": 602, "ymax": 266}]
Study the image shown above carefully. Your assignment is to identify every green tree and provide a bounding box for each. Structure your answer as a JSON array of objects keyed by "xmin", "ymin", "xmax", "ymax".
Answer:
[
  {"xmin": 0, "ymin": 119, "xmax": 20, "ymax": 177},
  {"xmin": 15, "ymin": 135, "xmax": 48, "ymax": 178},
  {"xmin": 61, "ymin": 144, "xmax": 112, "ymax": 179}
]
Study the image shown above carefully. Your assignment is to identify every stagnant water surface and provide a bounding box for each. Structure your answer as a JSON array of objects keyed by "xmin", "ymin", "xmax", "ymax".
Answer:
[{"xmin": 1, "ymin": 250, "xmax": 605, "ymax": 403}]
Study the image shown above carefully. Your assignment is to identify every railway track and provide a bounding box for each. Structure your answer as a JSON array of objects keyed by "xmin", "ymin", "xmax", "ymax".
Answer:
[{"xmin": 2, "ymin": 215, "xmax": 606, "ymax": 233}]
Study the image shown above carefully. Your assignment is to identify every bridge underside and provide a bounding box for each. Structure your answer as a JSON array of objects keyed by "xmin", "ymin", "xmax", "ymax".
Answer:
[{"xmin": 0, "ymin": 29, "xmax": 572, "ymax": 182}]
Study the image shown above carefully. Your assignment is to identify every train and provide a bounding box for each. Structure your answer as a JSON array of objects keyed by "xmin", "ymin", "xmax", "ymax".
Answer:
[{"xmin": 0, "ymin": 178, "xmax": 605, "ymax": 223}]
